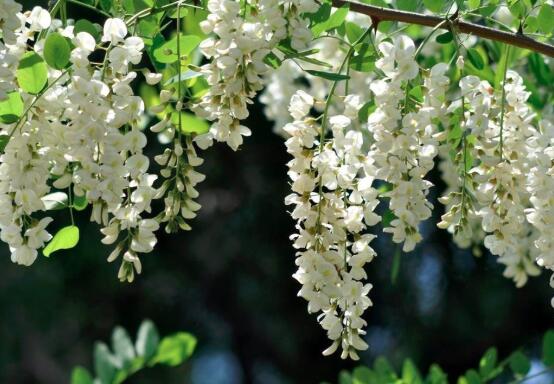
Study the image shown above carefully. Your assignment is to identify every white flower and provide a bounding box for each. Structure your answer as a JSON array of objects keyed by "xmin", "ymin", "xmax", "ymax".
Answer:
[
  {"xmin": 102, "ymin": 18, "xmax": 127, "ymax": 43},
  {"xmin": 28, "ymin": 6, "xmax": 51, "ymax": 31}
]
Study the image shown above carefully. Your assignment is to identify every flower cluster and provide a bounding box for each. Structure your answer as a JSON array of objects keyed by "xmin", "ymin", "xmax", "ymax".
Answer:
[
  {"xmin": 438, "ymin": 72, "xmax": 541, "ymax": 287},
  {"xmin": 193, "ymin": 0, "xmax": 318, "ymax": 150},
  {"xmin": 367, "ymin": 36, "xmax": 445, "ymax": 252},
  {"xmin": 0, "ymin": 10, "xmax": 205, "ymax": 281},
  {"xmin": 285, "ymin": 90, "xmax": 380, "ymax": 359}
]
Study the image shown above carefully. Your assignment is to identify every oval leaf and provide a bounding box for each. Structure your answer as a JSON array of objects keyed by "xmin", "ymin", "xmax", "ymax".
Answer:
[
  {"xmin": 136, "ymin": 319, "xmax": 160, "ymax": 361},
  {"xmin": 71, "ymin": 366, "xmax": 93, "ymax": 384},
  {"xmin": 43, "ymin": 225, "xmax": 79, "ymax": 257},
  {"xmin": 44, "ymin": 32, "xmax": 71, "ymax": 69},
  {"xmin": 151, "ymin": 332, "xmax": 197, "ymax": 367},
  {"xmin": 152, "ymin": 35, "xmax": 201, "ymax": 64},
  {"xmin": 16, "ymin": 52, "xmax": 48, "ymax": 95},
  {"xmin": 0, "ymin": 91, "xmax": 23, "ymax": 124},
  {"xmin": 436, "ymin": 31, "xmax": 453, "ymax": 44}
]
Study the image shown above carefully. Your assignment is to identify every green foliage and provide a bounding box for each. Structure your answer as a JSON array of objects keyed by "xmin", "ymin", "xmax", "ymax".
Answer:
[
  {"xmin": 43, "ymin": 33, "xmax": 71, "ymax": 70},
  {"xmin": 466, "ymin": 48, "xmax": 485, "ymax": 70},
  {"xmin": 171, "ymin": 112, "xmax": 210, "ymax": 134},
  {"xmin": 306, "ymin": 70, "xmax": 350, "ymax": 81},
  {"xmin": 310, "ymin": 3, "xmax": 349, "ymax": 37},
  {"xmin": 0, "ymin": 91, "xmax": 24, "ymax": 124},
  {"xmin": 43, "ymin": 225, "xmax": 80, "ymax": 257},
  {"xmin": 537, "ymin": 4, "xmax": 554, "ymax": 34},
  {"xmin": 16, "ymin": 52, "xmax": 48, "ymax": 95},
  {"xmin": 74, "ymin": 19, "xmax": 100, "ymax": 40},
  {"xmin": 152, "ymin": 35, "xmax": 202, "ymax": 64},
  {"xmin": 71, "ymin": 320, "xmax": 197, "ymax": 384},
  {"xmin": 423, "ymin": 0, "xmax": 444, "ymax": 13},
  {"xmin": 334, "ymin": 329, "xmax": 554, "ymax": 384}
]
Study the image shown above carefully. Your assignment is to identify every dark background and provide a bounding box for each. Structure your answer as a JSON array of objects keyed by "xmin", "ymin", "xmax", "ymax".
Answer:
[{"xmin": 1, "ymin": 2, "xmax": 553, "ymax": 383}]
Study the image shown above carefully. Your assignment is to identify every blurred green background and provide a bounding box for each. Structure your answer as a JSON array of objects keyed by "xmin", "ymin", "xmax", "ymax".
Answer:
[{"xmin": 1, "ymin": 2, "xmax": 553, "ymax": 383}]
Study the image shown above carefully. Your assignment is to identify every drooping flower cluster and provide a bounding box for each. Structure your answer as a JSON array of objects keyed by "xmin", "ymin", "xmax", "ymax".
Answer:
[
  {"xmin": 193, "ymin": 0, "xmax": 318, "ymax": 150},
  {"xmin": 285, "ymin": 90, "xmax": 380, "ymax": 359},
  {"xmin": 0, "ymin": 10, "xmax": 205, "ymax": 281},
  {"xmin": 438, "ymin": 72, "xmax": 541, "ymax": 287},
  {"xmin": 367, "ymin": 36, "xmax": 445, "ymax": 252}
]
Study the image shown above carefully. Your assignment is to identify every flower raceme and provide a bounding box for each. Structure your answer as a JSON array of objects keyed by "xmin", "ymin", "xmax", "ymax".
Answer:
[{"xmin": 1, "ymin": 0, "xmax": 554, "ymax": 361}]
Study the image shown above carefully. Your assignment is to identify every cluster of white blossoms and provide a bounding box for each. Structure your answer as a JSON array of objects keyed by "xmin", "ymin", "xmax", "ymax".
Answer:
[
  {"xmin": 0, "ymin": 5, "xmax": 208, "ymax": 281},
  {"xmin": 368, "ymin": 36, "xmax": 446, "ymax": 252},
  {"xmin": 285, "ymin": 90, "xmax": 380, "ymax": 359},
  {"xmin": 193, "ymin": 0, "xmax": 318, "ymax": 150},
  {"xmin": 0, "ymin": 0, "xmax": 22, "ymax": 99},
  {"xmin": 438, "ymin": 72, "xmax": 543, "ymax": 288}
]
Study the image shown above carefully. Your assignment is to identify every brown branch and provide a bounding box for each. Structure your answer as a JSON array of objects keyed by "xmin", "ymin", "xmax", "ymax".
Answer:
[{"xmin": 331, "ymin": 0, "xmax": 554, "ymax": 58}]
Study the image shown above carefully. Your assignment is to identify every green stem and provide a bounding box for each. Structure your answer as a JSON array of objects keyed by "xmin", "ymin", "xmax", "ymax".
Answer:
[{"xmin": 498, "ymin": 45, "xmax": 511, "ymax": 162}]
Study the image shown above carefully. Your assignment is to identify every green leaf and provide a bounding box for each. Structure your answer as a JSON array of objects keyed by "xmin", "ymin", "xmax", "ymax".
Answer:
[
  {"xmin": 44, "ymin": 32, "xmax": 71, "ymax": 70},
  {"xmin": 305, "ymin": 70, "xmax": 350, "ymax": 81},
  {"xmin": 427, "ymin": 364, "xmax": 448, "ymax": 384},
  {"xmin": 0, "ymin": 135, "xmax": 9, "ymax": 153},
  {"xmin": 467, "ymin": 0, "xmax": 480, "ymax": 9},
  {"xmin": 171, "ymin": 112, "xmax": 209, "ymax": 135},
  {"xmin": 542, "ymin": 330, "xmax": 554, "ymax": 366},
  {"xmin": 94, "ymin": 342, "xmax": 118, "ymax": 384},
  {"xmin": 467, "ymin": 48, "xmax": 484, "ymax": 70},
  {"xmin": 338, "ymin": 370, "xmax": 353, "ymax": 384},
  {"xmin": 423, "ymin": 0, "xmax": 443, "ymax": 12},
  {"xmin": 311, "ymin": 5, "xmax": 349, "ymax": 37},
  {"xmin": 16, "ymin": 52, "xmax": 48, "ymax": 95},
  {"xmin": 263, "ymin": 52, "xmax": 282, "ymax": 69},
  {"xmin": 308, "ymin": 3, "xmax": 331, "ymax": 31},
  {"xmin": 168, "ymin": 7, "xmax": 189, "ymax": 18},
  {"xmin": 352, "ymin": 366, "xmax": 375, "ymax": 383},
  {"xmin": 112, "ymin": 326, "xmax": 136, "ymax": 366},
  {"xmin": 509, "ymin": 351, "xmax": 531, "ymax": 377},
  {"xmin": 464, "ymin": 369, "xmax": 481, "ymax": 384},
  {"xmin": 70, "ymin": 366, "xmax": 93, "ymax": 384},
  {"xmin": 0, "ymin": 91, "xmax": 24, "ymax": 124},
  {"xmin": 151, "ymin": 332, "xmax": 197, "ymax": 367},
  {"xmin": 345, "ymin": 22, "xmax": 363, "ymax": 44},
  {"xmin": 478, "ymin": 347, "xmax": 497, "ymax": 379},
  {"xmin": 397, "ymin": 0, "xmax": 418, "ymax": 11},
  {"xmin": 358, "ymin": 100, "xmax": 375, "ymax": 124},
  {"xmin": 373, "ymin": 357, "xmax": 398, "ymax": 381},
  {"xmin": 349, "ymin": 43, "xmax": 376, "ymax": 72},
  {"xmin": 74, "ymin": 19, "xmax": 100, "ymax": 40},
  {"xmin": 436, "ymin": 31, "xmax": 453, "ymax": 44},
  {"xmin": 73, "ymin": 194, "xmax": 88, "ymax": 211},
  {"xmin": 99, "ymin": 0, "xmax": 112, "ymax": 12},
  {"xmin": 42, "ymin": 192, "xmax": 69, "ymax": 210},
  {"xmin": 402, "ymin": 359, "xmax": 422, "ymax": 383},
  {"xmin": 43, "ymin": 225, "xmax": 79, "ymax": 257},
  {"xmin": 135, "ymin": 320, "xmax": 160, "ymax": 361},
  {"xmin": 152, "ymin": 35, "xmax": 202, "ymax": 64},
  {"xmin": 538, "ymin": 4, "xmax": 554, "ymax": 34}
]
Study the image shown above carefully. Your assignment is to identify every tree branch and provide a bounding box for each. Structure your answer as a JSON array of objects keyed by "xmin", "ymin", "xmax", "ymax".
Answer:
[{"xmin": 331, "ymin": 0, "xmax": 554, "ymax": 58}]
